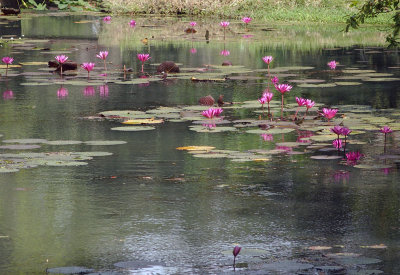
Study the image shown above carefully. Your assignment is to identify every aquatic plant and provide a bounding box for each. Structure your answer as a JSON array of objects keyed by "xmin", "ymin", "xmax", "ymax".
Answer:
[
  {"xmin": 220, "ymin": 49, "xmax": 230, "ymax": 56},
  {"xmin": 341, "ymin": 127, "xmax": 352, "ymax": 154},
  {"xmin": 55, "ymin": 55, "xmax": 68, "ymax": 76},
  {"xmin": 262, "ymin": 56, "xmax": 273, "ymax": 65},
  {"xmin": 2, "ymin": 90, "xmax": 14, "ymax": 100},
  {"xmin": 103, "ymin": 16, "xmax": 111, "ymax": 22},
  {"xmin": 346, "ymin": 151, "xmax": 363, "ymax": 165},
  {"xmin": 233, "ymin": 246, "xmax": 241, "ymax": 269},
  {"xmin": 190, "ymin": 21, "xmax": 197, "ymax": 27},
  {"xmin": 294, "ymin": 97, "xmax": 306, "ymax": 120},
  {"xmin": 1, "ymin": 56, "xmax": 13, "ymax": 77},
  {"xmin": 242, "ymin": 16, "xmax": 252, "ymax": 25},
  {"xmin": 81, "ymin": 63, "xmax": 95, "ymax": 79},
  {"xmin": 96, "ymin": 51, "xmax": 109, "ymax": 72},
  {"xmin": 322, "ymin": 108, "xmax": 338, "ymax": 122},
  {"xmin": 130, "ymin": 20, "xmax": 136, "ymax": 26},
  {"xmin": 137, "ymin": 54, "xmax": 151, "ymax": 73},
  {"xmin": 271, "ymin": 76, "xmax": 279, "ymax": 85},
  {"xmin": 380, "ymin": 126, "xmax": 393, "ymax": 153},
  {"xmin": 275, "ymin": 83, "xmax": 292, "ymax": 118},
  {"xmin": 328, "ymin": 60, "xmax": 337, "ymax": 69},
  {"xmin": 333, "ymin": 138, "xmax": 342, "ymax": 150},
  {"xmin": 220, "ymin": 21, "xmax": 229, "ymax": 40},
  {"xmin": 202, "ymin": 108, "xmax": 223, "ymax": 119}
]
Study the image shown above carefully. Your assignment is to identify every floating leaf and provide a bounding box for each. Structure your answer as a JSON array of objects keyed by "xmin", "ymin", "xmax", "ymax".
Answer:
[
  {"xmin": 3, "ymin": 138, "xmax": 48, "ymax": 144},
  {"xmin": 46, "ymin": 140, "xmax": 83, "ymax": 145},
  {"xmin": 310, "ymin": 155, "xmax": 342, "ymax": 160},
  {"xmin": 111, "ymin": 126, "xmax": 155, "ymax": 131},
  {"xmin": 84, "ymin": 141, "xmax": 127, "ymax": 146},
  {"xmin": 336, "ymin": 256, "xmax": 381, "ymax": 265},
  {"xmin": 122, "ymin": 119, "xmax": 164, "ymax": 125},
  {"xmin": 19, "ymin": 61, "xmax": 49, "ymax": 66},
  {"xmin": 363, "ymin": 77, "xmax": 400, "ymax": 82},
  {"xmin": 335, "ymin": 82, "xmax": 362, "ymax": 86},
  {"xmin": 176, "ymin": 146, "xmax": 215, "ymax": 151},
  {"xmin": 192, "ymin": 153, "xmax": 228, "ymax": 158},
  {"xmin": 354, "ymin": 164, "xmax": 392, "ymax": 169},
  {"xmin": 360, "ymin": 244, "xmax": 387, "ymax": 249},
  {"xmin": 298, "ymin": 83, "xmax": 337, "ymax": 88},
  {"xmin": 0, "ymin": 144, "xmax": 41, "ymax": 150},
  {"xmin": 308, "ymin": 246, "xmax": 332, "ymax": 250}
]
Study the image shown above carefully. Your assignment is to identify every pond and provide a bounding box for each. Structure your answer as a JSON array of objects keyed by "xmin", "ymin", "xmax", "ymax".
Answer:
[{"xmin": 0, "ymin": 13, "xmax": 400, "ymax": 274}]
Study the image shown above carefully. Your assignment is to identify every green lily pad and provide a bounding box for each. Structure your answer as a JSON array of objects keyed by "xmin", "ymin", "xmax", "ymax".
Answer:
[
  {"xmin": 84, "ymin": 141, "xmax": 127, "ymax": 146},
  {"xmin": 261, "ymin": 260, "xmax": 314, "ymax": 272},
  {"xmin": 111, "ymin": 126, "xmax": 156, "ymax": 131},
  {"xmin": 0, "ymin": 167, "xmax": 20, "ymax": 173},
  {"xmin": 275, "ymin": 142, "xmax": 306, "ymax": 147},
  {"xmin": 353, "ymin": 164, "xmax": 392, "ymax": 169},
  {"xmin": 46, "ymin": 140, "xmax": 83, "ymax": 145},
  {"xmin": 100, "ymin": 110, "xmax": 147, "ymax": 117},
  {"xmin": 298, "ymin": 83, "xmax": 337, "ymax": 88},
  {"xmin": 189, "ymin": 126, "xmax": 237, "ymax": 133},
  {"xmin": 246, "ymin": 128, "xmax": 295, "ymax": 134},
  {"xmin": 342, "ymin": 69, "xmax": 376, "ymax": 74},
  {"xmin": 357, "ymin": 73, "xmax": 394, "ymax": 77},
  {"xmin": 335, "ymin": 82, "xmax": 362, "ymax": 86},
  {"xmin": 363, "ymin": 77, "xmax": 400, "ymax": 82},
  {"xmin": 0, "ymin": 144, "xmax": 41, "ymax": 150},
  {"xmin": 36, "ymin": 160, "xmax": 88, "ymax": 166},
  {"xmin": 146, "ymin": 107, "xmax": 181, "ymax": 114},
  {"xmin": 336, "ymin": 256, "xmax": 381, "ymax": 265},
  {"xmin": 310, "ymin": 155, "xmax": 342, "ymax": 160},
  {"xmin": 3, "ymin": 138, "xmax": 48, "ymax": 144}
]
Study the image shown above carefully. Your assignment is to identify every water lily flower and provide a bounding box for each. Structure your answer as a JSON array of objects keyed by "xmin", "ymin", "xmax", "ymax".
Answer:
[
  {"xmin": 296, "ymin": 97, "xmax": 306, "ymax": 107},
  {"xmin": 380, "ymin": 126, "xmax": 393, "ymax": 134},
  {"xmin": 322, "ymin": 108, "xmax": 338, "ymax": 122},
  {"xmin": 262, "ymin": 56, "xmax": 273, "ymax": 65},
  {"xmin": 57, "ymin": 87, "xmax": 68, "ymax": 99},
  {"xmin": 220, "ymin": 21, "xmax": 229, "ymax": 40},
  {"xmin": 330, "ymin": 125, "xmax": 343, "ymax": 136},
  {"xmin": 305, "ymin": 99, "xmax": 315, "ymax": 109},
  {"xmin": 328, "ymin": 60, "xmax": 337, "ymax": 70},
  {"xmin": 346, "ymin": 151, "xmax": 363, "ymax": 165},
  {"xmin": 333, "ymin": 139, "xmax": 342, "ymax": 149},
  {"xmin": 202, "ymin": 107, "xmax": 223, "ymax": 119},
  {"xmin": 137, "ymin": 53, "xmax": 151, "ymax": 73},
  {"xmin": 275, "ymin": 84, "xmax": 292, "ymax": 119},
  {"xmin": 103, "ymin": 16, "xmax": 111, "ymax": 22},
  {"xmin": 242, "ymin": 17, "xmax": 252, "ymax": 24},
  {"xmin": 96, "ymin": 51, "xmax": 108, "ymax": 72},
  {"xmin": 55, "ymin": 55, "xmax": 68, "ymax": 76},
  {"xmin": 271, "ymin": 76, "xmax": 279, "ymax": 85},
  {"xmin": 130, "ymin": 20, "xmax": 136, "ymax": 27},
  {"xmin": 261, "ymin": 133, "xmax": 273, "ymax": 141},
  {"xmin": 81, "ymin": 62, "xmax": 95, "ymax": 78},
  {"xmin": 2, "ymin": 56, "xmax": 14, "ymax": 77},
  {"xmin": 190, "ymin": 21, "xmax": 197, "ymax": 27},
  {"xmin": 340, "ymin": 127, "xmax": 352, "ymax": 136},
  {"xmin": 190, "ymin": 48, "xmax": 197, "ymax": 54},
  {"xmin": 2, "ymin": 90, "xmax": 14, "ymax": 100},
  {"xmin": 259, "ymin": 91, "xmax": 274, "ymax": 116},
  {"xmin": 220, "ymin": 49, "xmax": 230, "ymax": 56},
  {"xmin": 233, "ymin": 245, "xmax": 241, "ymax": 269}
]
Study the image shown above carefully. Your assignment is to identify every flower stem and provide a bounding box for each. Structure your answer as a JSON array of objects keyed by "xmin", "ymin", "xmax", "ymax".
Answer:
[{"xmin": 281, "ymin": 94, "xmax": 284, "ymax": 119}]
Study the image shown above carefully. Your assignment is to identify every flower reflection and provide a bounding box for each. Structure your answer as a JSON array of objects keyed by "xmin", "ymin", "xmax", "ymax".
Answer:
[
  {"xmin": 220, "ymin": 49, "xmax": 230, "ymax": 56},
  {"xmin": 83, "ymin": 86, "xmax": 95, "ymax": 97},
  {"xmin": 276, "ymin": 146, "xmax": 292, "ymax": 152},
  {"xmin": 190, "ymin": 48, "xmax": 197, "ymax": 54},
  {"xmin": 260, "ymin": 133, "xmax": 273, "ymax": 141},
  {"xmin": 381, "ymin": 168, "xmax": 391, "ymax": 175},
  {"xmin": 202, "ymin": 123, "xmax": 216, "ymax": 129},
  {"xmin": 2, "ymin": 90, "xmax": 14, "ymax": 100},
  {"xmin": 296, "ymin": 130, "xmax": 314, "ymax": 143},
  {"xmin": 99, "ymin": 85, "xmax": 109, "ymax": 97},
  {"xmin": 333, "ymin": 170, "xmax": 350, "ymax": 182},
  {"xmin": 57, "ymin": 87, "xmax": 68, "ymax": 99},
  {"xmin": 345, "ymin": 151, "xmax": 363, "ymax": 166},
  {"xmin": 242, "ymin": 34, "xmax": 253, "ymax": 39}
]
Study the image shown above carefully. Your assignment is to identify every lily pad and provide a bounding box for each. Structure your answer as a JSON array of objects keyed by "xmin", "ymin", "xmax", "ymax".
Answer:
[
  {"xmin": 46, "ymin": 140, "xmax": 83, "ymax": 145},
  {"xmin": 0, "ymin": 144, "xmax": 41, "ymax": 150},
  {"xmin": 84, "ymin": 141, "xmax": 127, "ymax": 146},
  {"xmin": 310, "ymin": 155, "xmax": 342, "ymax": 160},
  {"xmin": 298, "ymin": 83, "xmax": 337, "ymax": 88},
  {"xmin": 336, "ymin": 256, "xmax": 381, "ymax": 265},
  {"xmin": 192, "ymin": 153, "xmax": 228, "ymax": 158},
  {"xmin": 335, "ymin": 82, "xmax": 362, "ymax": 86},
  {"xmin": 3, "ymin": 138, "xmax": 48, "ymax": 144},
  {"xmin": 176, "ymin": 146, "xmax": 215, "ymax": 151},
  {"xmin": 246, "ymin": 128, "xmax": 295, "ymax": 134},
  {"xmin": 261, "ymin": 260, "xmax": 314, "ymax": 272},
  {"xmin": 353, "ymin": 164, "xmax": 392, "ymax": 169},
  {"xmin": 111, "ymin": 126, "xmax": 156, "ymax": 131},
  {"xmin": 363, "ymin": 77, "xmax": 400, "ymax": 82}
]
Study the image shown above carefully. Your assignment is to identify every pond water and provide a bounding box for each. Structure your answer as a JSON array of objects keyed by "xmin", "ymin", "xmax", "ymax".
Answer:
[{"xmin": 0, "ymin": 13, "xmax": 400, "ymax": 274}]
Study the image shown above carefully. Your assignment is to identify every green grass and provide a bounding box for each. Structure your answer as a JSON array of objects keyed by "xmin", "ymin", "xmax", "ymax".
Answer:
[{"xmin": 101, "ymin": 0, "xmax": 393, "ymax": 25}]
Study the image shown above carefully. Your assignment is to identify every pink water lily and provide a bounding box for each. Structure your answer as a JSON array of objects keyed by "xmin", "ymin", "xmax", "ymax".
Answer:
[
  {"xmin": 328, "ymin": 60, "xmax": 337, "ymax": 70},
  {"xmin": 220, "ymin": 21, "xmax": 229, "ymax": 40},
  {"xmin": 55, "ymin": 55, "xmax": 68, "ymax": 76},
  {"xmin": 380, "ymin": 126, "xmax": 393, "ymax": 134},
  {"xmin": 190, "ymin": 21, "xmax": 197, "ymax": 27},
  {"xmin": 271, "ymin": 76, "xmax": 279, "ymax": 85},
  {"xmin": 340, "ymin": 127, "xmax": 352, "ymax": 136},
  {"xmin": 262, "ymin": 56, "xmax": 273, "ymax": 65},
  {"xmin": 103, "ymin": 16, "xmax": 111, "ymax": 22},
  {"xmin": 130, "ymin": 20, "xmax": 136, "ymax": 27},
  {"xmin": 294, "ymin": 97, "xmax": 306, "ymax": 120},
  {"xmin": 275, "ymin": 84, "xmax": 292, "ymax": 118},
  {"xmin": 322, "ymin": 108, "xmax": 338, "ymax": 122},
  {"xmin": 233, "ymin": 246, "xmax": 241, "ymax": 270},
  {"xmin": 330, "ymin": 125, "xmax": 343, "ymax": 136},
  {"xmin": 202, "ymin": 108, "xmax": 223, "ymax": 119},
  {"xmin": 137, "ymin": 53, "xmax": 151, "ymax": 72},
  {"xmin": 3, "ymin": 90, "xmax": 14, "ymax": 100},
  {"xmin": 220, "ymin": 49, "xmax": 230, "ymax": 56},
  {"xmin": 2, "ymin": 56, "xmax": 14, "ymax": 77},
  {"xmin": 81, "ymin": 62, "xmax": 95, "ymax": 78},
  {"xmin": 97, "ymin": 51, "xmax": 108, "ymax": 72},
  {"xmin": 242, "ymin": 17, "xmax": 252, "ymax": 24},
  {"xmin": 259, "ymin": 91, "xmax": 274, "ymax": 116},
  {"xmin": 305, "ymin": 99, "xmax": 315, "ymax": 109},
  {"xmin": 346, "ymin": 151, "xmax": 363, "ymax": 165}
]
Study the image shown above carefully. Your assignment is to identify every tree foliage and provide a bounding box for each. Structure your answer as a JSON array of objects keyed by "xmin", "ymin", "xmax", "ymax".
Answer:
[{"xmin": 346, "ymin": 0, "xmax": 399, "ymax": 47}]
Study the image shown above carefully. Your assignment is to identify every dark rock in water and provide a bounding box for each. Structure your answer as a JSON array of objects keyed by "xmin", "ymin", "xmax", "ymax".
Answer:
[
  {"xmin": 185, "ymin": 28, "xmax": 197, "ymax": 34},
  {"xmin": 1, "ymin": 8, "xmax": 20, "ymax": 15},
  {"xmin": 222, "ymin": 61, "xmax": 232, "ymax": 66},
  {"xmin": 48, "ymin": 61, "xmax": 78, "ymax": 72},
  {"xmin": 47, "ymin": 266, "xmax": 94, "ymax": 274},
  {"xmin": 156, "ymin": 61, "xmax": 179, "ymax": 73},
  {"xmin": 198, "ymin": 95, "xmax": 215, "ymax": 106}
]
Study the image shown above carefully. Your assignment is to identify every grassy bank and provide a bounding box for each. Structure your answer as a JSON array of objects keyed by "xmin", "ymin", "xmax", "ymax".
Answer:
[{"xmin": 101, "ymin": 0, "xmax": 392, "ymax": 24}]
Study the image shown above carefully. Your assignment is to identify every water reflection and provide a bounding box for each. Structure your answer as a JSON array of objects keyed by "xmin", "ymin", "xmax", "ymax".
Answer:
[
  {"xmin": 83, "ymin": 86, "xmax": 95, "ymax": 97},
  {"xmin": 2, "ymin": 90, "xmax": 14, "ymax": 100},
  {"xmin": 57, "ymin": 86, "xmax": 68, "ymax": 99},
  {"xmin": 99, "ymin": 85, "xmax": 109, "ymax": 98}
]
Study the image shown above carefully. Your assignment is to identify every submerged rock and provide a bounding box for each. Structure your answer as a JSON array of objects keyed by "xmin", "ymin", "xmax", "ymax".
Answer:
[
  {"xmin": 156, "ymin": 61, "xmax": 180, "ymax": 73},
  {"xmin": 48, "ymin": 61, "xmax": 78, "ymax": 72}
]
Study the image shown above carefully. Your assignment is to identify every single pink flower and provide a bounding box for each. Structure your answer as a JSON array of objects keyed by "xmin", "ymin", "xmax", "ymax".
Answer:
[
  {"xmin": 202, "ymin": 108, "xmax": 223, "ymax": 119},
  {"xmin": 322, "ymin": 108, "xmax": 338, "ymax": 121},
  {"xmin": 55, "ymin": 55, "xmax": 68, "ymax": 64},
  {"xmin": 275, "ymin": 84, "xmax": 292, "ymax": 94},
  {"xmin": 190, "ymin": 48, "xmax": 197, "ymax": 54},
  {"xmin": 262, "ymin": 91, "xmax": 274, "ymax": 102},
  {"xmin": 346, "ymin": 151, "xmax": 363, "ymax": 162},
  {"xmin": 340, "ymin": 127, "xmax": 352, "ymax": 136},
  {"xmin": 233, "ymin": 246, "xmax": 241, "ymax": 257},
  {"xmin": 242, "ymin": 17, "xmax": 252, "ymax": 24},
  {"xmin": 330, "ymin": 125, "xmax": 343, "ymax": 135},
  {"xmin": 137, "ymin": 53, "xmax": 151, "ymax": 72},
  {"xmin": 83, "ymin": 86, "xmax": 95, "ymax": 97},
  {"xmin": 81, "ymin": 62, "xmax": 95, "ymax": 78},
  {"xmin": 99, "ymin": 85, "xmax": 109, "ymax": 97},
  {"xmin": 220, "ymin": 21, "xmax": 230, "ymax": 28},
  {"xmin": 305, "ymin": 99, "xmax": 315, "ymax": 109},
  {"xmin": 3, "ymin": 90, "xmax": 14, "ymax": 100},
  {"xmin": 57, "ymin": 87, "xmax": 68, "ymax": 99},
  {"xmin": 130, "ymin": 20, "xmax": 136, "ymax": 26},
  {"xmin": 328, "ymin": 60, "xmax": 337, "ymax": 70},
  {"xmin": 190, "ymin": 21, "xmax": 197, "ymax": 27},
  {"xmin": 296, "ymin": 97, "xmax": 307, "ymax": 107},
  {"xmin": 333, "ymin": 139, "xmax": 342, "ymax": 149},
  {"xmin": 262, "ymin": 56, "xmax": 273, "ymax": 65},
  {"xmin": 261, "ymin": 133, "xmax": 273, "ymax": 141},
  {"xmin": 103, "ymin": 16, "xmax": 111, "ymax": 22},
  {"xmin": 271, "ymin": 76, "xmax": 279, "ymax": 85},
  {"xmin": 220, "ymin": 49, "xmax": 230, "ymax": 56},
  {"xmin": 380, "ymin": 126, "xmax": 393, "ymax": 134},
  {"xmin": 258, "ymin": 97, "xmax": 268, "ymax": 105},
  {"xmin": 96, "ymin": 51, "xmax": 108, "ymax": 60},
  {"xmin": 2, "ymin": 56, "xmax": 14, "ymax": 65}
]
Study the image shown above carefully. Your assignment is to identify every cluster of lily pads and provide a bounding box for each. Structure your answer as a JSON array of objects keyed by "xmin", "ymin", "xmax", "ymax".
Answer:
[{"xmin": 0, "ymin": 137, "xmax": 126, "ymax": 173}]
